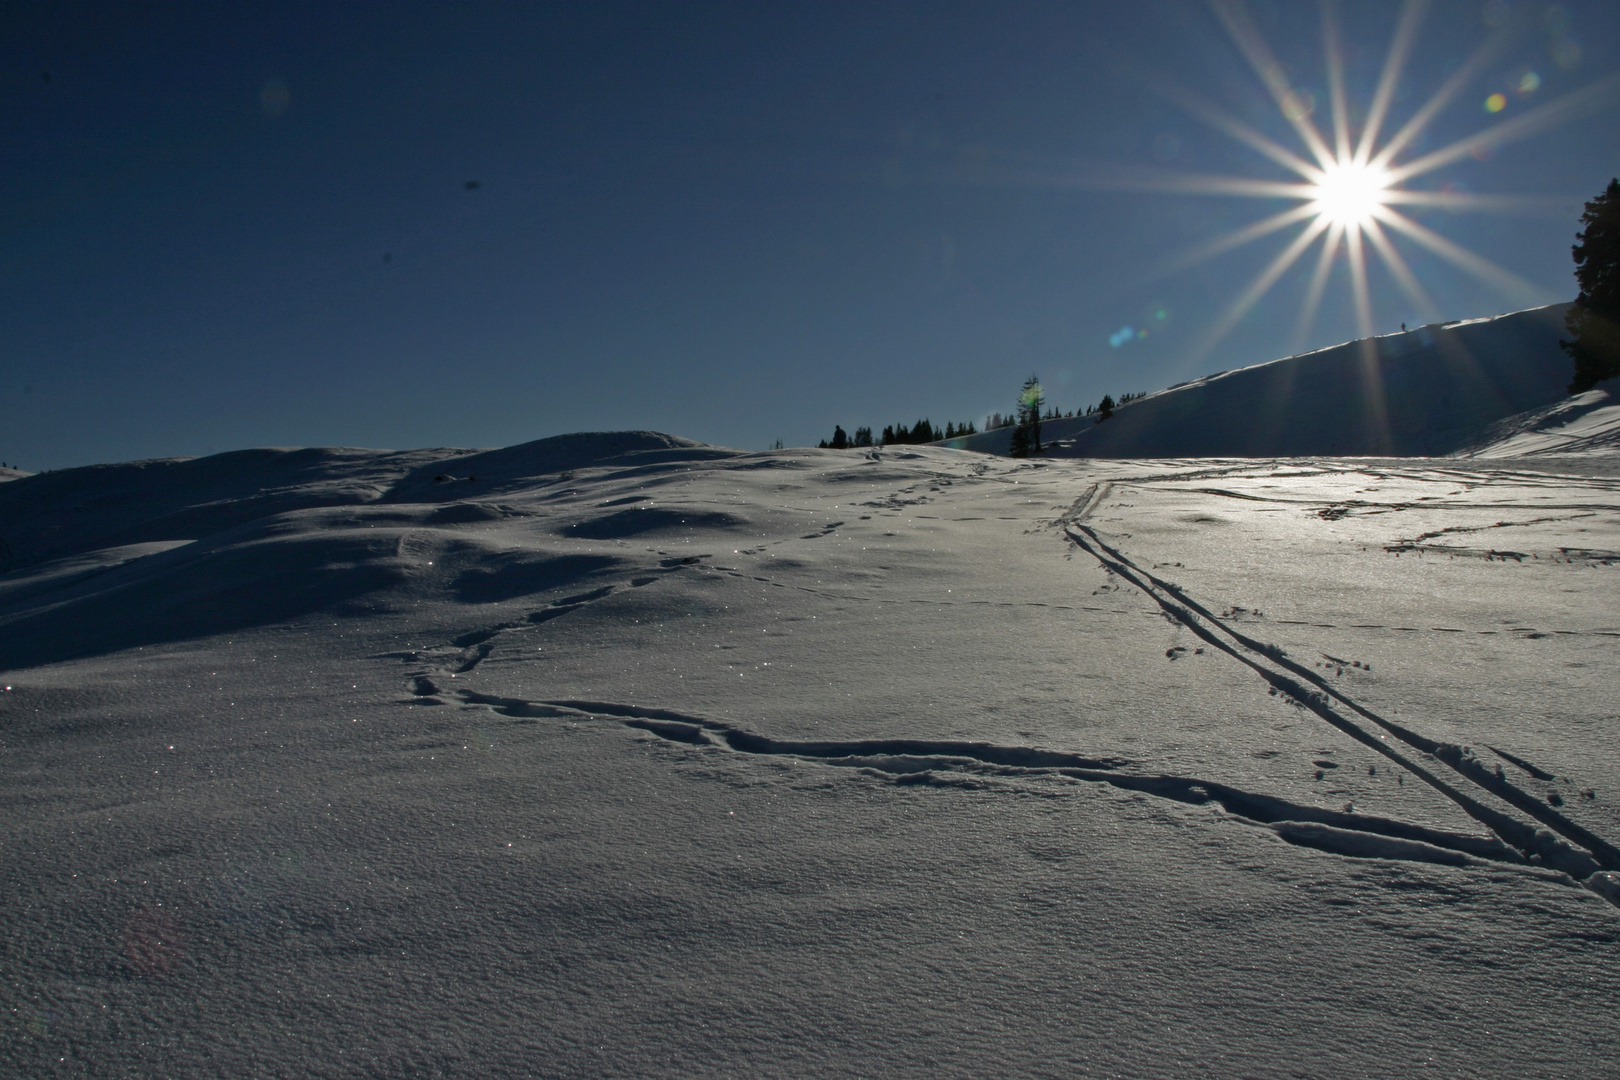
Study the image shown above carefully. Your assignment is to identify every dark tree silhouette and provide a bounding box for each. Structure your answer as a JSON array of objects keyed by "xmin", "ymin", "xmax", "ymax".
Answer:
[
  {"xmin": 1010, "ymin": 375, "xmax": 1044, "ymax": 456},
  {"xmin": 1009, "ymin": 423, "xmax": 1030, "ymax": 457},
  {"xmin": 1565, "ymin": 178, "xmax": 1620, "ymax": 393}
]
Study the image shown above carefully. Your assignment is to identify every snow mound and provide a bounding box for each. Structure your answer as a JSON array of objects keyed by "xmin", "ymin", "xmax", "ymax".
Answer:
[
  {"xmin": 0, "ymin": 445, "xmax": 457, "ymax": 572},
  {"xmin": 952, "ymin": 304, "xmax": 1576, "ymax": 458},
  {"xmin": 1460, "ymin": 378, "xmax": 1620, "ymax": 457},
  {"xmin": 385, "ymin": 431, "xmax": 735, "ymax": 501},
  {"xmin": 0, "ymin": 433, "xmax": 731, "ymax": 573},
  {"xmin": 0, "ymin": 431, "xmax": 750, "ymax": 667}
]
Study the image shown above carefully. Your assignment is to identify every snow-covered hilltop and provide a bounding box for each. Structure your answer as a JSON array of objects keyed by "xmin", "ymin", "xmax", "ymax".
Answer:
[
  {"xmin": 955, "ymin": 303, "xmax": 1620, "ymax": 458},
  {"xmin": 3, "ymin": 371, "xmax": 1619, "ymax": 1073}
]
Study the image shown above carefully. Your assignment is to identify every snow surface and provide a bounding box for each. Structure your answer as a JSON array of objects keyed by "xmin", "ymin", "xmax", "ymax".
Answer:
[
  {"xmin": 3, "ymin": 422, "xmax": 1619, "ymax": 1077},
  {"xmin": 1462, "ymin": 379, "xmax": 1620, "ymax": 458},
  {"xmin": 951, "ymin": 304, "xmax": 1576, "ymax": 459}
]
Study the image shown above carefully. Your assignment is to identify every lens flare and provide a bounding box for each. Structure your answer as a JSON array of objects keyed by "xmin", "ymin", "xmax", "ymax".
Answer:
[{"xmin": 1117, "ymin": 0, "xmax": 1617, "ymax": 363}]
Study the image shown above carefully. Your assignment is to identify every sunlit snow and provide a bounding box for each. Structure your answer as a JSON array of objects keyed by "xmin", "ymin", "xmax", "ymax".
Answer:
[{"xmin": 3, "ymin": 328, "xmax": 1618, "ymax": 1076}]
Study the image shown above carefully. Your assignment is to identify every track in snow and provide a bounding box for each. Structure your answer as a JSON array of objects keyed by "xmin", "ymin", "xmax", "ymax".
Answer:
[
  {"xmin": 393, "ymin": 461, "xmax": 1620, "ymax": 910},
  {"xmin": 1060, "ymin": 479, "xmax": 1620, "ymax": 903},
  {"xmin": 447, "ymin": 689, "xmax": 1563, "ymax": 878}
]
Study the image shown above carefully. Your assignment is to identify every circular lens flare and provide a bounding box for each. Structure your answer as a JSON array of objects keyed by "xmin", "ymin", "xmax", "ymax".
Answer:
[{"xmin": 1312, "ymin": 161, "xmax": 1392, "ymax": 227}]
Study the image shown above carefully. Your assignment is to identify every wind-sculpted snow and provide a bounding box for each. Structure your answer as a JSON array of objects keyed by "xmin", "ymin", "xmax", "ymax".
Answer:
[
  {"xmin": 0, "ymin": 446, "xmax": 451, "ymax": 571},
  {"xmin": 557, "ymin": 506, "xmax": 752, "ymax": 539},
  {"xmin": 381, "ymin": 430, "xmax": 734, "ymax": 501},
  {"xmin": 4, "ymin": 437, "xmax": 1620, "ymax": 1078},
  {"xmin": 0, "ymin": 432, "xmax": 732, "ymax": 575}
]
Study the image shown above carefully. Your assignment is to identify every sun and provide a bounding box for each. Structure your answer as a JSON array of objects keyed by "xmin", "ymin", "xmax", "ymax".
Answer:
[
  {"xmin": 1109, "ymin": 0, "xmax": 1619, "ymax": 363},
  {"xmin": 1312, "ymin": 161, "xmax": 1392, "ymax": 229}
]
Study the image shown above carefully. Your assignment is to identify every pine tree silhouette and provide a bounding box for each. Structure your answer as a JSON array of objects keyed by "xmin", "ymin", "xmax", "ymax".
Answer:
[
  {"xmin": 1011, "ymin": 375, "xmax": 1044, "ymax": 456},
  {"xmin": 1565, "ymin": 178, "xmax": 1620, "ymax": 393}
]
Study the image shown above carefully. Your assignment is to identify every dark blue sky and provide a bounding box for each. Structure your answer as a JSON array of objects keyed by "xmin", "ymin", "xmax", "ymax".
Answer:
[{"xmin": 5, "ymin": 0, "xmax": 1619, "ymax": 468}]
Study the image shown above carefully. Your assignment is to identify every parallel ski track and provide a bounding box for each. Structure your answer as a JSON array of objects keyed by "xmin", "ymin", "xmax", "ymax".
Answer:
[{"xmin": 1061, "ymin": 480, "xmax": 1620, "ymax": 895}]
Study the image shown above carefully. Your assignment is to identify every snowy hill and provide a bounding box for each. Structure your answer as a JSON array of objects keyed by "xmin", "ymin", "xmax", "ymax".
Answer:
[
  {"xmin": 955, "ymin": 304, "xmax": 1578, "ymax": 458},
  {"xmin": 4, "ymin": 423, "xmax": 1620, "ymax": 1073},
  {"xmin": 0, "ymin": 432, "xmax": 747, "ymax": 670}
]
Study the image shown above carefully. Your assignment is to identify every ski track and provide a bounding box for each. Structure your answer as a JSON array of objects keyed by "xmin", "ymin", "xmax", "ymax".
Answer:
[
  {"xmin": 389, "ymin": 461, "xmax": 1620, "ymax": 910},
  {"xmin": 444, "ymin": 688, "xmax": 1560, "ymax": 879},
  {"xmin": 1059, "ymin": 484, "xmax": 1620, "ymax": 905}
]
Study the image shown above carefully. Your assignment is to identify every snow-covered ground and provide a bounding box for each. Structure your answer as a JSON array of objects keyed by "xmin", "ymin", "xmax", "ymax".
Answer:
[
  {"xmin": 3, "ymin": 427, "xmax": 1618, "ymax": 1077},
  {"xmin": 1463, "ymin": 383, "xmax": 1620, "ymax": 458}
]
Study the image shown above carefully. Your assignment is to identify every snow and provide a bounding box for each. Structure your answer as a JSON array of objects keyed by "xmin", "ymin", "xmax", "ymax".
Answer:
[
  {"xmin": 1463, "ymin": 379, "xmax": 1620, "ymax": 458},
  {"xmin": 4, "ymin": 367, "xmax": 1620, "ymax": 1074}
]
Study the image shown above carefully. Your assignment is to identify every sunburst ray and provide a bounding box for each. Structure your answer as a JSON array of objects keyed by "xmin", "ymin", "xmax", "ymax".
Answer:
[
  {"xmin": 1157, "ymin": 203, "xmax": 1322, "ymax": 279},
  {"xmin": 1345, "ymin": 224, "xmax": 1374, "ymax": 339},
  {"xmin": 1353, "ymin": 0, "xmax": 1429, "ymax": 167},
  {"xmin": 1369, "ymin": 25, "xmax": 1513, "ymax": 170},
  {"xmin": 1362, "ymin": 216, "xmax": 1440, "ymax": 322},
  {"xmin": 1294, "ymin": 220, "xmax": 1345, "ymax": 350},
  {"xmin": 1370, "ymin": 206, "xmax": 1553, "ymax": 307},
  {"xmin": 1385, "ymin": 74, "xmax": 1620, "ymax": 185},
  {"xmin": 1192, "ymin": 216, "xmax": 1331, "ymax": 363},
  {"xmin": 1150, "ymin": 78, "xmax": 1324, "ymax": 182},
  {"xmin": 1321, "ymin": 2, "xmax": 1352, "ymax": 164},
  {"xmin": 1210, "ymin": 0, "xmax": 1336, "ymax": 171}
]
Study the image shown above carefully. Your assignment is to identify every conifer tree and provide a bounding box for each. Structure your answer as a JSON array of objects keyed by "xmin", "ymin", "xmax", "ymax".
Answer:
[
  {"xmin": 1009, "ymin": 423, "xmax": 1031, "ymax": 457},
  {"xmin": 1011, "ymin": 374, "xmax": 1044, "ymax": 456},
  {"xmin": 1025, "ymin": 375, "xmax": 1044, "ymax": 451},
  {"xmin": 1566, "ymin": 178, "xmax": 1620, "ymax": 393}
]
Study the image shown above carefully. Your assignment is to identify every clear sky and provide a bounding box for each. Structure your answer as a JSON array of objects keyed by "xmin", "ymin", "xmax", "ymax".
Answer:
[{"xmin": 4, "ymin": 0, "xmax": 1619, "ymax": 469}]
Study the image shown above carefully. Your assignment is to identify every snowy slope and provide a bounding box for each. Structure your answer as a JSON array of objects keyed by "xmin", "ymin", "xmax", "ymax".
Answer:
[
  {"xmin": 952, "ymin": 304, "xmax": 1575, "ymax": 458},
  {"xmin": 1461, "ymin": 378, "xmax": 1620, "ymax": 458},
  {"xmin": 2, "ymin": 431, "xmax": 1618, "ymax": 1078}
]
